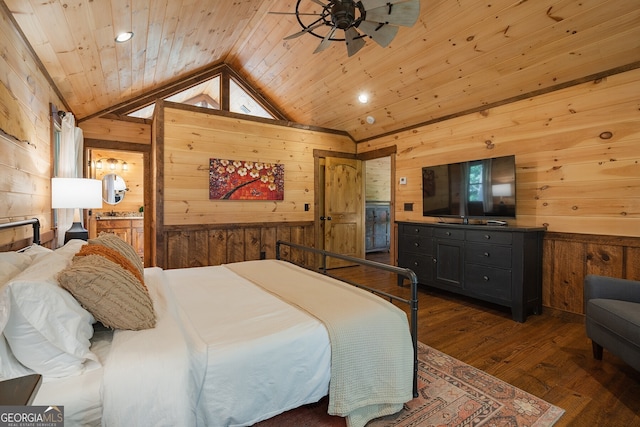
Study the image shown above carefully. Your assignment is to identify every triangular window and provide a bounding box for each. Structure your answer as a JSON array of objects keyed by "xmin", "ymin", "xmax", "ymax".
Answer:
[
  {"xmin": 126, "ymin": 68, "xmax": 277, "ymax": 120},
  {"xmin": 229, "ymin": 78, "xmax": 273, "ymax": 119}
]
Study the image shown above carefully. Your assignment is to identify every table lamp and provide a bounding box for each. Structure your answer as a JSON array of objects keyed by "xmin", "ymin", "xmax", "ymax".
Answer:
[{"xmin": 52, "ymin": 177, "xmax": 103, "ymax": 243}]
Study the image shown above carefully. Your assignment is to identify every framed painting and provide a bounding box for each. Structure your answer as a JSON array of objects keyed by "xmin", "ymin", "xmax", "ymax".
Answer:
[{"xmin": 209, "ymin": 158, "xmax": 284, "ymax": 200}]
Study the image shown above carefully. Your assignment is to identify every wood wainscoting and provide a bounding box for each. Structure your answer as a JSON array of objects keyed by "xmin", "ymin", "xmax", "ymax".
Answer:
[
  {"xmin": 542, "ymin": 232, "xmax": 640, "ymax": 315},
  {"xmin": 159, "ymin": 222, "xmax": 315, "ymax": 270},
  {"xmin": 159, "ymin": 224, "xmax": 640, "ymax": 319}
]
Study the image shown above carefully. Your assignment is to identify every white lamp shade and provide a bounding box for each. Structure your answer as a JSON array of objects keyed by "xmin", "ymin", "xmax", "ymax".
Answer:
[{"xmin": 52, "ymin": 178, "xmax": 103, "ymax": 209}]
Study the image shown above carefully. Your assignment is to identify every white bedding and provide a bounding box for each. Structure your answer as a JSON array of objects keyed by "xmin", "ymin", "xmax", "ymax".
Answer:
[
  {"xmin": 33, "ymin": 328, "xmax": 112, "ymax": 426},
  {"xmin": 102, "ymin": 265, "xmax": 331, "ymax": 427},
  {"xmin": 165, "ymin": 265, "xmax": 331, "ymax": 426},
  {"xmin": 33, "ymin": 261, "xmax": 409, "ymax": 427}
]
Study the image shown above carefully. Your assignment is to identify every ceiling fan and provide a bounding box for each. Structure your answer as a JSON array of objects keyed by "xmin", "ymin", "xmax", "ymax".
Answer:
[{"xmin": 270, "ymin": 0, "xmax": 420, "ymax": 57}]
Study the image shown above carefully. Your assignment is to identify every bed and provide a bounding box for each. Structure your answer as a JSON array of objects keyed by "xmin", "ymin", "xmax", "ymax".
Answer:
[{"xmin": 0, "ymin": 219, "xmax": 418, "ymax": 427}]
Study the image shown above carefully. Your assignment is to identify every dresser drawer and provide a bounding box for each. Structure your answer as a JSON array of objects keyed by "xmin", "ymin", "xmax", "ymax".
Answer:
[
  {"xmin": 398, "ymin": 252, "xmax": 433, "ymax": 283},
  {"xmin": 465, "ymin": 264, "xmax": 512, "ymax": 301},
  {"xmin": 466, "ymin": 229, "xmax": 512, "ymax": 245},
  {"xmin": 400, "ymin": 223, "xmax": 432, "ymax": 237},
  {"xmin": 399, "ymin": 235, "xmax": 433, "ymax": 255},
  {"xmin": 434, "ymin": 227, "xmax": 465, "ymax": 240},
  {"xmin": 465, "ymin": 243, "xmax": 512, "ymax": 268}
]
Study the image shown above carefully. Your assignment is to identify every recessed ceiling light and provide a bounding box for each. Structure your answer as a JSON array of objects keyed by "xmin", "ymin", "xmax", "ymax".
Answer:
[
  {"xmin": 358, "ymin": 93, "xmax": 368, "ymax": 104},
  {"xmin": 115, "ymin": 32, "xmax": 134, "ymax": 43},
  {"xmin": 366, "ymin": 116, "xmax": 375, "ymax": 124}
]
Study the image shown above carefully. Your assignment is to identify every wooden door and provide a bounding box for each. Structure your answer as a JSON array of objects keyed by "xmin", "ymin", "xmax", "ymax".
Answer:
[{"xmin": 323, "ymin": 157, "xmax": 364, "ymax": 268}]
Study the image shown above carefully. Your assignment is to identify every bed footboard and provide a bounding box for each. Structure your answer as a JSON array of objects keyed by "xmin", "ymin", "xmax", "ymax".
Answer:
[{"xmin": 275, "ymin": 240, "xmax": 419, "ymax": 398}]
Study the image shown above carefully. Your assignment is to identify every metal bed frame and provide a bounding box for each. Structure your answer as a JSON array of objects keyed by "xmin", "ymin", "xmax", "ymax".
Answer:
[
  {"xmin": 0, "ymin": 218, "xmax": 41, "ymax": 245},
  {"xmin": 276, "ymin": 240, "xmax": 419, "ymax": 398},
  {"xmin": 0, "ymin": 220, "xmax": 419, "ymax": 399}
]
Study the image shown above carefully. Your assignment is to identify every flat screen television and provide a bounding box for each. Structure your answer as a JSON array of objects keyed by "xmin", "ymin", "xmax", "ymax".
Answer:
[{"xmin": 422, "ymin": 155, "xmax": 516, "ymax": 222}]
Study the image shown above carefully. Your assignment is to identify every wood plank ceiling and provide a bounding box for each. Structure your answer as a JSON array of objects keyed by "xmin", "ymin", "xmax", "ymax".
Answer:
[{"xmin": 4, "ymin": 0, "xmax": 640, "ymax": 141}]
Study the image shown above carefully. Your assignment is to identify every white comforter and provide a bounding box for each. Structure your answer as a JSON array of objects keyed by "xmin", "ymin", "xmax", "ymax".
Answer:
[{"xmin": 102, "ymin": 266, "xmax": 331, "ymax": 427}]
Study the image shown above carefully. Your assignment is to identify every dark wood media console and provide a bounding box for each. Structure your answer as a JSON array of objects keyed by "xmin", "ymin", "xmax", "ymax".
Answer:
[{"xmin": 397, "ymin": 222, "xmax": 545, "ymax": 322}]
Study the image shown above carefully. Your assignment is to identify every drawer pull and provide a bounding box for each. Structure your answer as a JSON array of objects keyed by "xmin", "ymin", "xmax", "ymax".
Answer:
[
  {"xmin": 483, "ymin": 275, "xmax": 490, "ymax": 281},
  {"xmin": 483, "ymin": 252, "xmax": 490, "ymax": 257},
  {"xmin": 446, "ymin": 231, "xmax": 451, "ymax": 236},
  {"xmin": 433, "ymin": 258, "xmax": 437, "ymax": 264},
  {"xmin": 484, "ymin": 234, "xmax": 491, "ymax": 240},
  {"xmin": 414, "ymin": 228, "xmax": 419, "ymax": 233},
  {"xmin": 414, "ymin": 242, "xmax": 420, "ymax": 247},
  {"xmin": 414, "ymin": 261, "xmax": 419, "ymax": 267}
]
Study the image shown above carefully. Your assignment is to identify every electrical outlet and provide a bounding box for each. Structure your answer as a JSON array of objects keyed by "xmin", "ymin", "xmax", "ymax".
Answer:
[{"xmin": 399, "ymin": 177, "xmax": 407, "ymax": 185}]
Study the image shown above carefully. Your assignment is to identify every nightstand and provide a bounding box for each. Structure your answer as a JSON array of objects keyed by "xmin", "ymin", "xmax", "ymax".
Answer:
[{"xmin": 0, "ymin": 374, "xmax": 42, "ymax": 405}]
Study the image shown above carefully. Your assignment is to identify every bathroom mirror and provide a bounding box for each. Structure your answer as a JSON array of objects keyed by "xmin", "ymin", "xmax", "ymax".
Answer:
[{"xmin": 102, "ymin": 173, "xmax": 127, "ymax": 205}]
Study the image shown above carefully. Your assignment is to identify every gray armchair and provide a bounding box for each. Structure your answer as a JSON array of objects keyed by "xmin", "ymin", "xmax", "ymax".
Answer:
[{"xmin": 584, "ymin": 275, "xmax": 640, "ymax": 372}]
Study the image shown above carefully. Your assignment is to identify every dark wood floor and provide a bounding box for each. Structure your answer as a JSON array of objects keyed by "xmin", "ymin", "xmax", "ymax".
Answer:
[{"xmin": 329, "ymin": 252, "xmax": 640, "ymax": 426}]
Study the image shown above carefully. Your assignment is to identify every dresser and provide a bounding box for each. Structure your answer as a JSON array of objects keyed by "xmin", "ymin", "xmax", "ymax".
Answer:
[{"xmin": 397, "ymin": 222, "xmax": 545, "ymax": 322}]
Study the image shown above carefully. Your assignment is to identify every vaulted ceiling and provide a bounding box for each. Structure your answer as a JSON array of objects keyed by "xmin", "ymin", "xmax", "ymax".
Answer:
[{"xmin": 4, "ymin": 0, "xmax": 640, "ymax": 141}]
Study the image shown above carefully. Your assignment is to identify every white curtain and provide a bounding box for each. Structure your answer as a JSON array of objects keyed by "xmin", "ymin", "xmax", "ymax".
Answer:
[
  {"xmin": 482, "ymin": 159, "xmax": 494, "ymax": 213},
  {"xmin": 459, "ymin": 163, "xmax": 469, "ymax": 219},
  {"xmin": 56, "ymin": 113, "xmax": 84, "ymax": 247}
]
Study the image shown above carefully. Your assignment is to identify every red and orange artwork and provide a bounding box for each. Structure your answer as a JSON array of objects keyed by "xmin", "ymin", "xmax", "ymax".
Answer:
[{"xmin": 209, "ymin": 158, "xmax": 284, "ymax": 200}]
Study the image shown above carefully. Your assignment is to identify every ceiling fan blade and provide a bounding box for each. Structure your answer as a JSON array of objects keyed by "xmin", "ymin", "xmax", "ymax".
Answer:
[
  {"xmin": 309, "ymin": 0, "xmax": 329, "ymax": 6},
  {"xmin": 314, "ymin": 26, "xmax": 338, "ymax": 54},
  {"xmin": 358, "ymin": 21, "xmax": 399, "ymax": 47},
  {"xmin": 345, "ymin": 27, "xmax": 366, "ymax": 57},
  {"xmin": 283, "ymin": 21, "xmax": 326, "ymax": 40},
  {"xmin": 269, "ymin": 12, "xmax": 324, "ymax": 16},
  {"xmin": 364, "ymin": 0, "xmax": 420, "ymax": 27},
  {"xmin": 361, "ymin": 0, "xmax": 407, "ymax": 10}
]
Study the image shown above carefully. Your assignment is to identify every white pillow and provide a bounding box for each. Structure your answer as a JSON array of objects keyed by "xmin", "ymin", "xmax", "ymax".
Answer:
[
  {"xmin": 0, "ymin": 334, "xmax": 32, "ymax": 380},
  {"xmin": 20, "ymin": 244, "xmax": 53, "ymax": 262},
  {"xmin": 3, "ymin": 251, "xmax": 99, "ymax": 378},
  {"xmin": 0, "ymin": 252, "xmax": 33, "ymax": 333},
  {"xmin": 0, "ymin": 252, "xmax": 32, "ymax": 285}
]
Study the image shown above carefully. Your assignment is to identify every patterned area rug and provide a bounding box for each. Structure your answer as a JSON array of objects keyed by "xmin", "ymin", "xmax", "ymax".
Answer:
[{"xmin": 254, "ymin": 342, "xmax": 564, "ymax": 427}]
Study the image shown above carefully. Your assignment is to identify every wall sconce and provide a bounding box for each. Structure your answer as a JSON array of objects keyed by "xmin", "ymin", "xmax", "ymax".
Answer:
[
  {"xmin": 95, "ymin": 158, "xmax": 129, "ymax": 171},
  {"xmin": 52, "ymin": 178, "xmax": 103, "ymax": 243}
]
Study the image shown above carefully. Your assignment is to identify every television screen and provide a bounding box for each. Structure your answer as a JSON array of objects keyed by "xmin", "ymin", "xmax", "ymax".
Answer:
[{"xmin": 422, "ymin": 155, "xmax": 516, "ymax": 220}]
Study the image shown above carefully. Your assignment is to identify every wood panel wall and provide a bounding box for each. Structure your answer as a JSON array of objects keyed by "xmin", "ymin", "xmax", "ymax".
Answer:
[
  {"xmin": 155, "ymin": 102, "xmax": 355, "ymax": 268},
  {"xmin": 360, "ymin": 70, "xmax": 640, "ymax": 236},
  {"xmin": 79, "ymin": 116, "xmax": 151, "ymax": 145},
  {"xmin": 543, "ymin": 232, "xmax": 640, "ymax": 314},
  {"xmin": 163, "ymin": 222, "xmax": 315, "ymax": 270},
  {"xmin": 365, "ymin": 157, "xmax": 391, "ymax": 202},
  {"xmin": 359, "ymin": 68, "xmax": 640, "ymax": 315},
  {"xmin": 0, "ymin": 5, "xmax": 64, "ymax": 246}
]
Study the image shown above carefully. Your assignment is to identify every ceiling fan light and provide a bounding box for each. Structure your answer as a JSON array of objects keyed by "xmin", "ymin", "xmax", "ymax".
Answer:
[{"xmin": 358, "ymin": 93, "xmax": 369, "ymax": 103}]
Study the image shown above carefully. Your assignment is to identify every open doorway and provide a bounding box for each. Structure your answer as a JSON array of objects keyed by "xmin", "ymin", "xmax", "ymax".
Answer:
[
  {"xmin": 87, "ymin": 148, "xmax": 146, "ymax": 263},
  {"xmin": 365, "ymin": 156, "xmax": 392, "ymax": 264}
]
